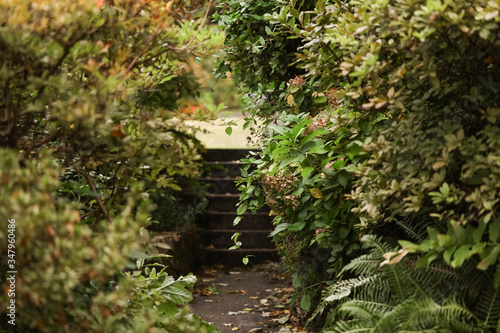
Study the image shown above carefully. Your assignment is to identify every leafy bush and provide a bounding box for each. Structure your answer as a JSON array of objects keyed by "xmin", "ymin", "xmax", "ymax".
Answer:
[
  {"xmin": 218, "ymin": 0, "xmax": 500, "ymax": 330},
  {"xmin": 0, "ymin": 151, "xmax": 216, "ymax": 332},
  {"xmin": 235, "ymin": 101, "xmax": 382, "ymax": 316},
  {"xmin": 0, "ymin": 0, "xmax": 219, "ymax": 331}
]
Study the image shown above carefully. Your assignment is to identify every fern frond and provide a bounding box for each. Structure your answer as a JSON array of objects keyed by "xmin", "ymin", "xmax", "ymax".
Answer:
[
  {"xmin": 390, "ymin": 297, "xmax": 481, "ymax": 333},
  {"xmin": 323, "ymin": 321, "xmax": 372, "ymax": 333},
  {"xmin": 475, "ymin": 286, "xmax": 500, "ymax": 330},
  {"xmin": 324, "ymin": 275, "xmax": 380, "ymax": 303},
  {"xmin": 339, "ymin": 299, "xmax": 393, "ymax": 318},
  {"xmin": 351, "ymin": 279, "xmax": 391, "ymax": 304},
  {"xmin": 359, "ymin": 234, "xmax": 395, "ymax": 255},
  {"xmin": 394, "ymin": 216, "xmax": 432, "ymax": 242},
  {"xmin": 341, "ymin": 253, "xmax": 381, "ymax": 276}
]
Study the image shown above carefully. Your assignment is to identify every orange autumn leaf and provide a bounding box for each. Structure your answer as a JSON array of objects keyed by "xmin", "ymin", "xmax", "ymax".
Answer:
[
  {"xmin": 182, "ymin": 104, "xmax": 201, "ymax": 115},
  {"xmin": 95, "ymin": 0, "xmax": 104, "ymax": 9},
  {"xmin": 110, "ymin": 124, "xmax": 126, "ymax": 138}
]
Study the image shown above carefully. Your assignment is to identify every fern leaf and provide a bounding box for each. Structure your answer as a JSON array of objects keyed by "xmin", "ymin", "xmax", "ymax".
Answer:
[
  {"xmin": 341, "ymin": 254, "xmax": 381, "ymax": 276},
  {"xmin": 476, "ymin": 286, "xmax": 500, "ymax": 330},
  {"xmin": 325, "ymin": 275, "xmax": 380, "ymax": 303}
]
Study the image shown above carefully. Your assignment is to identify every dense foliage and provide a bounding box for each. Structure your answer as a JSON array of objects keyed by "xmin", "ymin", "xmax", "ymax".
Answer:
[
  {"xmin": 217, "ymin": 0, "xmax": 500, "ymax": 331},
  {"xmin": 0, "ymin": 0, "xmax": 219, "ymax": 331}
]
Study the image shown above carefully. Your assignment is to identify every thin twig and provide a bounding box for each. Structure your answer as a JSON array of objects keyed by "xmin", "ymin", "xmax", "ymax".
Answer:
[
  {"xmin": 183, "ymin": 0, "xmax": 213, "ymax": 50},
  {"xmin": 127, "ymin": 25, "xmax": 161, "ymax": 73},
  {"xmin": 22, "ymin": 130, "xmax": 60, "ymax": 159},
  {"xmin": 72, "ymin": 162, "xmax": 113, "ymax": 223}
]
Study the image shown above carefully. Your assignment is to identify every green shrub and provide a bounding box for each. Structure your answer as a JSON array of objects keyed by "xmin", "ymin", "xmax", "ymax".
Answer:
[
  {"xmin": 218, "ymin": 0, "xmax": 500, "ymax": 330},
  {"xmin": 0, "ymin": 0, "xmax": 219, "ymax": 331}
]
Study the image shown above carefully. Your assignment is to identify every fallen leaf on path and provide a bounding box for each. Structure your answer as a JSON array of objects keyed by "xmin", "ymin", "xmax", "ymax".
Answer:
[
  {"xmin": 204, "ymin": 300, "xmax": 213, "ymax": 302},
  {"xmin": 261, "ymin": 312, "xmax": 271, "ymax": 317},
  {"xmin": 231, "ymin": 327, "xmax": 240, "ymax": 331},
  {"xmin": 228, "ymin": 289, "xmax": 246, "ymax": 294},
  {"xmin": 227, "ymin": 311, "xmax": 250, "ymax": 315},
  {"xmin": 203, "ymin": 268, "xmax": 217, "ymax": 276},
  {"xmin": 248, "ymin": 328, "xmax": 263, "ymax": 333},
  {"xmin": 201, "ymin": 278, "xmax": 215, "ymax": 282},
  {"xmin": 229, "ymin": 271, "xmax": 241, "ymax": 275},
  {"xmin": 218, "ymin": 283, "xmax": 229, "ymax": 286},
  {"xmin": 272, "ymin": 317, "xmax": 289, "ymax": 324},
  {"xmin": 243, "ymin": 308, "xmax": 253, "ymax": 311},
  {"xmin": 249, "ymin": 296, "xmax": 259, "ymax": 299},
  {"xmin": 259, "ymin": 299, "xmax": 268, "ymax": 305},
  {"xmin": 223, "ymin": 323, "xmax": 233, "ymax": 327}
]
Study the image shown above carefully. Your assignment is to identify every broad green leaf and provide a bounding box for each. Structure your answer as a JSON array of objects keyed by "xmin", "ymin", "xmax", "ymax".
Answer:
[
  {"xmin": 279, "ymin": 155, "xmax": 303, "ymax": 169},
  {"xmin": 490, "ymin": 221, "xmax": 500, "ymax": 242},
  {"xmin": 289, "ymin": 221, "xmax": 307, "ymax": 231},
  {"xmin": 269, "ymin": 223, "xmax": 292, "ymax": 237},
  {"xmin": 478, "ymin": 245, "xmax": 500, "ymax": 270},
  {"xmin": 451, "ymin": 245, "xmax": 470, "ymax": 268},
  {"xmin": 233, "ymin": 216, "xmax": 242, "ymax": 226},
  {"xmin": 301, "ymin": 292, "xmax": 312, "ymax": 311},
  {"xmin": 157, "ymin": 274, "xmax": 197, "ymax": 305},
  {"xmin": 337, "ymin": 171, "xmax": 348, "ymax": 187},
  {"xmin": 301, "ymin": 166, "xmax": 314, "ymax": 178},
  {"xmin": 237, "ymin": 203, "xmax": 248, "ymax": 215}
]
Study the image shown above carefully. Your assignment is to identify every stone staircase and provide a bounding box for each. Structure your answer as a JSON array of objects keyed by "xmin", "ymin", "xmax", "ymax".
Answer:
[{"xmin": 198, "ymin": 149, "xmax": 279, "ymax": 267}]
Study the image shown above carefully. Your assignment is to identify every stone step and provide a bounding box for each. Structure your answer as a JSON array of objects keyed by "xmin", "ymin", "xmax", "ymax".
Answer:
[
  {"xmin": 200, "ymin": 177, "xmax": 239, "ymax": 195},
  {"xmin": 202, "ymin": 149, "xmax": 252, "ymax": 162},
  {"xmin": 204, "ymin": 248, "xmax": 280, "ymax": 267},
  {"xmin": 200, "ymin": 230, "xmax": 275, "ymax": 249},
  {"xmin": 201, "ymin": 211, "xmax": 273, "ymax": 230},
  {"xmin": 206, "ymin": 194, "xmax": 270, "ymax": 213},
  {"xmin": 205, "ymin": 161, "xmax": 245, "ymax": 178},
  {"xmin": 206, "ymin": 193, "xmax": 240, "ymax": 212}
]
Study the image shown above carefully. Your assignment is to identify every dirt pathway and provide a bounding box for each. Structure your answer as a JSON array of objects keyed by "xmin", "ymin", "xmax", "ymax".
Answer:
[{"xmin": 189, "ymin": 264, "xmax": 306, "ymax": 333}]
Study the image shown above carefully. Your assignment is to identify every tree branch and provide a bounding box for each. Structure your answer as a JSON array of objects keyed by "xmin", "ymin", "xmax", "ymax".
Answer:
[
  {"xmin": 183, "ymin": 0, "xmax": 213, "ymax": 50},
  {"xmin": 22, "ymin": 130, "xmax": 60, "ymax": 159},
  {"xmin": 72, "ymin": 162, "xmax": 113, "ymax": 223}
]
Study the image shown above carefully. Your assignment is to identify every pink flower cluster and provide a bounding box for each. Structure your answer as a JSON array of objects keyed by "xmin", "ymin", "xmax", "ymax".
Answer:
[
  {"xmin": 326, "ymin": 89, "xmax": 340, "ymax": 109},
  {"xmin": 262, "ymin": 173, "xmax": 301, "ymax": 212},
  {"xmin": 315, "ymin": 228, "xmax": 326, "ymax": 236},
  {"xmin": 287, "ymin": 76, "xmax": 305, "ymax": 89},
  {"xmin": 320, "ymin": 158, "xmax": 344, "ymax": 179},
  {"xmin": 309, "ymin": 112, "xmax": 330, "ymax": 131}
]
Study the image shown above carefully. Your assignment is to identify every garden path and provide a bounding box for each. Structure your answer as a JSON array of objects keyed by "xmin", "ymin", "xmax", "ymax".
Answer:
[{"xmin": 189, "ymin": 263, "xmax": 307, "ymax": 333}]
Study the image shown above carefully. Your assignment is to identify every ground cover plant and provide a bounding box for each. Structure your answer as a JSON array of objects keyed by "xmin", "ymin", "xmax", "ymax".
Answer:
[
  {"xmin": 217, "ymin": 0, "xmax": 500, "ymax": 331},
  {"xmin": 0, "ymin": 0, "xmax": 220, "ymax": 332}
]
